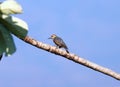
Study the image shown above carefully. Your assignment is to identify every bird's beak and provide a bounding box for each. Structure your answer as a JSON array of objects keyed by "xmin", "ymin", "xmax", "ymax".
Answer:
[{"xmin": 48, "ymin": 37, "xmax": 52, "ymax": 39}]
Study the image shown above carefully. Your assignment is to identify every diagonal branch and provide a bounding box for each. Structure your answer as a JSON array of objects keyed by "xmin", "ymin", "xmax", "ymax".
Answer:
[{"xmin": 22, "ymin": 36, "xmax": 120, "ymax": 80}]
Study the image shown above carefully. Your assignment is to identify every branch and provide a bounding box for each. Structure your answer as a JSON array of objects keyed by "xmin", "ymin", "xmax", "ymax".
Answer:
[{"xmin": 22, "ymin": 36, "xmax": 120, "ymax": 80}]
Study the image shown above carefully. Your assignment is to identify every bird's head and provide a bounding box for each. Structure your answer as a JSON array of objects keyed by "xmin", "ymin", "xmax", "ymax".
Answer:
[{"xmin": 48, "ymin": 34, "xmax": 57, "ymax": 39}]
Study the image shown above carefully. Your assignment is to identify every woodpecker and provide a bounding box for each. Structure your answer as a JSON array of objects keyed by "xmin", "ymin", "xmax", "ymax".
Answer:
[{"xmin": 49, "ymin": 34, "xmax": 69, "ymax": 53}]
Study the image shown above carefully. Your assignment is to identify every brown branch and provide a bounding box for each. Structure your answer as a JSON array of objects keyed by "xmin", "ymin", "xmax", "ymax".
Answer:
[{"xmin": 22, "ymin": 36, "xmax": 120, "ymax": 80}]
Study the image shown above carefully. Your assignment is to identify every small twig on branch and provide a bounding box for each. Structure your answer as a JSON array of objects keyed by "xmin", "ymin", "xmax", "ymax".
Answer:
[{"xmin": 22, "ymin": 36, "xmax": 120, "ymax": 80}]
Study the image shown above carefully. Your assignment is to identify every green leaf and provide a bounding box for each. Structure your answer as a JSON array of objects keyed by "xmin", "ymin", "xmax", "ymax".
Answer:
[
  {"xmin": 0, "ymin": 15, "xmax": 28, "ymax": 39},
  {"xmin": 0, "ymin": 30, "xmax": 6, "ymax": 55},
  {"xmin": 0, "ymin": 24, "xmax": 16, "ymax": 56}
]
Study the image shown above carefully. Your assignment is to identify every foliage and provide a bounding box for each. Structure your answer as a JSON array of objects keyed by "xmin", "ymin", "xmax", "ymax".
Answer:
[{"xmin": 0, "ymin": 0, "xmax": 28, "ymax": 56}]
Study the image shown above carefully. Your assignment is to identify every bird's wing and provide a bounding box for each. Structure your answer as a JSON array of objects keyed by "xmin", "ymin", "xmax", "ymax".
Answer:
[{"xmin": 57, "ymin": 37, "xmax": 68, "ymax": 49}]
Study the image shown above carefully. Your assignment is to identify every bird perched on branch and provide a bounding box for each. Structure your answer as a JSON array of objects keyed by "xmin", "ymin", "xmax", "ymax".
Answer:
[{"xmin": 49, "ymin": 34, "xmax": 69, "ymax": 53}]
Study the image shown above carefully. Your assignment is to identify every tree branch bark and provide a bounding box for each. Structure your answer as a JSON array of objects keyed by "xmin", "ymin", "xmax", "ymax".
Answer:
[{"xmin": 22, "ymin": 36, "xmax": 120, "ymax": 80}]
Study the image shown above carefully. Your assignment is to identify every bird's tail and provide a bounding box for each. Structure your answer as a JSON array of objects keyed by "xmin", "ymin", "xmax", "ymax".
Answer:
[{"xmin": 66, "ymin": 49, "xmax": 69, "ymax": 53}]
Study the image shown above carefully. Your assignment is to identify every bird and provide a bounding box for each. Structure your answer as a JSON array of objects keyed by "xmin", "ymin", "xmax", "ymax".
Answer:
[{"xmin": 49, "ymin": 34, "xmax": 69, "ymax": 53}]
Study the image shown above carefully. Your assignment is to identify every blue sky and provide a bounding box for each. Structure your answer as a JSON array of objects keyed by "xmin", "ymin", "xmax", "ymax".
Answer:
[{"xmin": 0, "ymin": 0, "xmax": 120, "ymax": 87}]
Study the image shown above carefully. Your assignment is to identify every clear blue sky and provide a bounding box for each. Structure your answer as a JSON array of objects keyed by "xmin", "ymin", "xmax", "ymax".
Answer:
[{"xmin": 0, "ymin": 0, "xmax": 120, "ymax": 87}]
